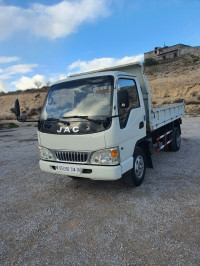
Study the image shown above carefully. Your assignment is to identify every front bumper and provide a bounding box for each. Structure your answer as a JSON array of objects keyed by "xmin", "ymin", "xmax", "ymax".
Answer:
[{"xmin": 39, "ymin": 160, "xmax": 122, "ymax": 181}]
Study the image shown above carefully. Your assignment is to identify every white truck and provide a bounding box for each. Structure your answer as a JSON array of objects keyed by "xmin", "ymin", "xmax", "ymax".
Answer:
[{"xmin": 14, "ymin": 62, "xmax": 184, "ymax": 186}]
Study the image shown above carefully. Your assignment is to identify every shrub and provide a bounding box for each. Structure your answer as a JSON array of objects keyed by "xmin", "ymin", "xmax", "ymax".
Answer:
[
  {"xmin": 192, "ymin": 56, "xmax": 199, "ymax": 63},
  {"xmin": 173, "ymin": 98, "xmax": 184, "ymax": 104},
  {"xmin": 28, "ymin": 108, "xmax": 38, "ymax": 116},
  {"xmin": 185, "ymin": 100, "xmax": 199, "ymax": 105},
  {"xmin": 191, "ymin": 92, "xmax": 197, "ymax": 97},
  {"xmin": 144, "ymin": 58, "xmax": 159, "ymax": 66},
  {"xmin": 35, "ymin": 93, "xmax": 40, "ymax": 99},
  {"xmin": 10, "ymin": 107, "xmax": 15, "ymax": 114},
  {"xmin": 162, "ymin": 100, "xmax": 171, "ymax": 105},
  {"xmin": 5, "ymin": 116, "xmax": 14, "ymax": 120},
  {"xmin": 9, "ymin": 123, "xmax": 19, "ymax": 128},
  {"xmin": 0, "ymin": 123, "xmax": 19, "ymax": 129},
  {"xmin": 37, "ymin": 107, "xmax": 42, "ymax": 113}
]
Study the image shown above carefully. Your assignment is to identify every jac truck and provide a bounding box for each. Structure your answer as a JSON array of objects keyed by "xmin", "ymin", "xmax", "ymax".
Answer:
[{"xmin": 14, "ymin": 62, "xmax": 184, "ymax": 186}]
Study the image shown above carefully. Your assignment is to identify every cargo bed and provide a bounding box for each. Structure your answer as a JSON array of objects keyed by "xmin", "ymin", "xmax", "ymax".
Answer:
[{"xmin": 150, "ymin": 102, "xmax": 185, "ymax": 131}]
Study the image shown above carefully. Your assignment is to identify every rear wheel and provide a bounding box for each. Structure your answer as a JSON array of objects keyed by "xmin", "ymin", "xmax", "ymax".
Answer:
[
  {"xmin": 123, "ymin": 147, "xmax": 146, "ymax": 187},
  {"xmin": 169, "ymin": 127, "xmax": 181, "ymax": 151}
]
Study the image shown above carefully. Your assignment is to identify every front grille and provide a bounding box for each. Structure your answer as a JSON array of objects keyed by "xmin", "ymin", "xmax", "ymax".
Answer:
[{"xmin": 55, "ymin": 151, "xmax": 89, "ymax": 164}]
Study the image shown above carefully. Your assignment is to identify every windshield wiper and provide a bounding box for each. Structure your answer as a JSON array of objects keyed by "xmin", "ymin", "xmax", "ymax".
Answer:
[
  {"xmin": 108, "ymin": 112, "xmax": 129, "ymax": 119},
  {"xmin": 42, "ymin": 118, "xmax": 70, "ymax": 125},
  {"xmin": 63, "ymin": 115, "xmax": 102, "ymax": 124},
  {"xmin": 62, "ymin": 114, "xmax": 128, "ymax": 127}
]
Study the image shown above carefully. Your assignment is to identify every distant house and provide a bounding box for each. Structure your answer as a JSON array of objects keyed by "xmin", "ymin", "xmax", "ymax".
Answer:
[{"xmin": 144, "ymin": 44, "xmax": 200, "ymax": 62}]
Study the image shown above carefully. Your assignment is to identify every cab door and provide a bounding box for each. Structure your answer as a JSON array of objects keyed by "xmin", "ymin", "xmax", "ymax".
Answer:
[{"xmin": 117, "ymin": 77, "xmax": 146, "ymax": 174}]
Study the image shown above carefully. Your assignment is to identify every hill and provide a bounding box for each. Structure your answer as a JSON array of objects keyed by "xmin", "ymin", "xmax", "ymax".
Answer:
[
  {"xmin": 145, "ymin": 52, "xmax": 200, "ymax": 115},
  {"xmin": 0, "ymin": 52, "xmax": 200, "ymax": 122}
]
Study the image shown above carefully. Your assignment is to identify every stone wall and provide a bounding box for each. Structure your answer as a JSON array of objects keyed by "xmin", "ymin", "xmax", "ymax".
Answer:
[
  {"xmin": 144, "ymin": 44, "xmax": 200, "ymax": 62},
  {"xmin": 180, "ymin": 46, "xmax": 200, "ymax": 56}
]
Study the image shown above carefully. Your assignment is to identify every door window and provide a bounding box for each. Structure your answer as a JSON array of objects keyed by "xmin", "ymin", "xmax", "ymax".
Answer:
[{"xmin": 118, "ymin": 79, "xmax": 140, "ymax": 128}]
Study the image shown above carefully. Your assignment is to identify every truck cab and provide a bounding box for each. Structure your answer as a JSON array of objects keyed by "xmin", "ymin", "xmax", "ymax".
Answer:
[{"xmin": 38, "ymin": 68, "xmax": 147, "ymax": 182}]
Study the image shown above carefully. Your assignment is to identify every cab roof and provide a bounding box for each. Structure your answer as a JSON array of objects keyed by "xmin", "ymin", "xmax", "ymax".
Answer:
[
  {"xmin": 52, "ymin": 62, "xmax": 143, "ymax": 85},
  {"xmin": 52, "ymin": 71, "xmax": 135, "ymax": 85}
]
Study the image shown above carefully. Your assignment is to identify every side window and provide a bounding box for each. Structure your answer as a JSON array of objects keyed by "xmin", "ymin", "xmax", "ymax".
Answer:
[{"xmin": 118, "ymin": 79, "xmax": 140, "ymax": 129}]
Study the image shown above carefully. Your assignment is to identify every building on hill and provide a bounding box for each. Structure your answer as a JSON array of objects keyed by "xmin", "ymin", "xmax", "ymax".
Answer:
[{"xmin": 144, "ymin": 44, "xmax": 200, "ymax": 62}]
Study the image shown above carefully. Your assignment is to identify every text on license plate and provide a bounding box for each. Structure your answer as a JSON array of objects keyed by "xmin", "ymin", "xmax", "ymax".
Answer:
[{"xmin": 57, "ymin": 165, "xmax": 81, "ymax": 174}]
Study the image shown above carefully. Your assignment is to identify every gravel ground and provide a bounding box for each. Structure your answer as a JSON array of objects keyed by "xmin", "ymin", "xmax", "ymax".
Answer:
[{"xmin": 0, "ymin": 117, "xmax": 200, "ymax": 265}]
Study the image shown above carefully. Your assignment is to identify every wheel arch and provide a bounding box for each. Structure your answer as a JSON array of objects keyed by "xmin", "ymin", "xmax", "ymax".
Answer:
[{"xmin": 135, "ymin": 138, "xmax": 153, "ymax": 169}]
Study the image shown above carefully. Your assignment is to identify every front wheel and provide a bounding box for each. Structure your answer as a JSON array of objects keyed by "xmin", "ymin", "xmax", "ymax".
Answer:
[
  {"xmin": 68, "ymin": 176, "xmax": 82, "ymax": 180},
  {"xmin": 123, "ymin": 147, "xmax": 146, "ymax": 187}
]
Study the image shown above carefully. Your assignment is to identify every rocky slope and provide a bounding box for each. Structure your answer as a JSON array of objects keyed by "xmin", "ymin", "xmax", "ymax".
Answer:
[
  {"xmin": 0, "ymin": 52, "xmax": 200, "ymax": 122},
  {"xmin": 145, "ymin": 52, "xmax": 200, "ymax": 115}
]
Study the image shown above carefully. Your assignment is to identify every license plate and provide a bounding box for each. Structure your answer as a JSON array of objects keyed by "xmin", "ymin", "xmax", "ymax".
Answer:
[{"xmin": 57, "ymin": 164, "xmax": 81, "ymax": 174}]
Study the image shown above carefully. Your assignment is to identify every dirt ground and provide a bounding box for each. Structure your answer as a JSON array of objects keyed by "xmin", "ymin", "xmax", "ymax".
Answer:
[{"xmin": 0, "ymin": 117, "xmax": 200, "ymax": 265}]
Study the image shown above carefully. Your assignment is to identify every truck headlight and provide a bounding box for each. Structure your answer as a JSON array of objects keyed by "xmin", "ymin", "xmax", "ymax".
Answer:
[
  {"xmin": 90, "ymin": 147, "xmax": 120, "ymax": 166},
  {"xmin": 38, "ymin": 146, "xmax": 54, "ymax": 161}
]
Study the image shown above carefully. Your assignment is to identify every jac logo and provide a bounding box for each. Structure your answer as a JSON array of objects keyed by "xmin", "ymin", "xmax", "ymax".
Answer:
[{"xmin": 57, "ymin": 126, "xmax": 79, "ymax": 133}]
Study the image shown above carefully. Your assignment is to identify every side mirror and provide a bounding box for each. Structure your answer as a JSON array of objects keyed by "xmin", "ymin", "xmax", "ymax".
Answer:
[
  {"xmin": 118, "ymin": 89, "xmax": 129, "ymax": 108},
  {"xmin": 14, "ymin": 99, "xmax": 20, "ymax": 117},
  {"xmin": 13, "ymin": 98, "xmax": 38, "ymax": 123}
]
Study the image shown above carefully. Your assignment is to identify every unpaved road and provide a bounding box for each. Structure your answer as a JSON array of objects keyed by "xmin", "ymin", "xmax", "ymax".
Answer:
[{"xmin": 0, "ymin": 117, "xmax": 200, "ymax": 265}]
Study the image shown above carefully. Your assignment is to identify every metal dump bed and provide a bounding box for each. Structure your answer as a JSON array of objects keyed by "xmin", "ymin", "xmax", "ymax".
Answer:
[{"xmin": 150, "ymin": 102, "xmax": 185, "ymax": 131}]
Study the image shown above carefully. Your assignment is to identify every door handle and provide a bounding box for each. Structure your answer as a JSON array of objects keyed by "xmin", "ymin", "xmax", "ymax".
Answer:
[{"xmin": 139, "ymin": 121, "xmax": 144, "ymax": 129}]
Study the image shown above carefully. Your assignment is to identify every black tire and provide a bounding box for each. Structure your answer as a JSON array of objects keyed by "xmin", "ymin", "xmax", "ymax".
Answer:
[
  {"xmin": 68, "ymin": 176, "xmax": 82, "ymax": 180},
  {"xmin": 169, "ymin": 127, "xmax": 181, "ymax": 151},
  {"xmin": 123, "ymin": 147, "xmax": 146, "ymax": 187}
]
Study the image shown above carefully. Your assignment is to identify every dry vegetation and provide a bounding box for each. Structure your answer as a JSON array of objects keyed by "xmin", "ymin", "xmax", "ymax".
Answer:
[
  {"xmin": 0, "ymin": 52, "xmax": 200, "ymax": 122},
  {"xmin": 145, "ymin": 52, "xmax": 200, "ymax": 115}
]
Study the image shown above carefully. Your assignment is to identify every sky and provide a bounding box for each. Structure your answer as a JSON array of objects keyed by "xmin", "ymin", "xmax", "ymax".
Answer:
[{"xmin": 0, "ymin": 0, "xmax": 200, "ymax": 92}]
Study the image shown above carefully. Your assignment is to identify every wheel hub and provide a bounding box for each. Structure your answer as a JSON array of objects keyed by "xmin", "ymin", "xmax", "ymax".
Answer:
[{"xmin": 135, "ymin": 155, "xmax": 144, "ymax": 179}]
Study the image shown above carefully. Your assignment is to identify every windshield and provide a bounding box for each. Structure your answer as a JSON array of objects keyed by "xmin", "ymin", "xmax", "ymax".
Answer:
[{"xmin": 40, "ymin": 75, "xmax": 114, "ymax": 120}]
